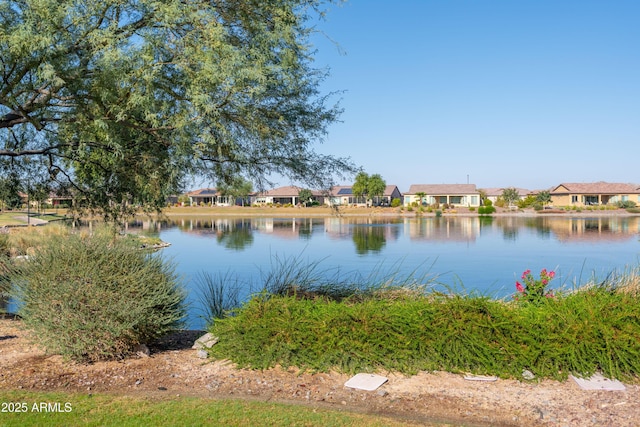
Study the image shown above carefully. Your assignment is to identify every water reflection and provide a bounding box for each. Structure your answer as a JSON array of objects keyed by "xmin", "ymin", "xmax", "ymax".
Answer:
[
  {"xmin": 352, "ymin": 225, "xmax": 387, "ymax": 254},
  {"xmin": 130, "ymin": 215, "xmax": 640, "ymax": 248}
]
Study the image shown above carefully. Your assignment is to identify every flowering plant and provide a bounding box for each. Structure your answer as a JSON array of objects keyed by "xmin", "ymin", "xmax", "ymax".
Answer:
[{"xmin": 514, "ymin": 268, "xmax": 556, "ymax": 304}]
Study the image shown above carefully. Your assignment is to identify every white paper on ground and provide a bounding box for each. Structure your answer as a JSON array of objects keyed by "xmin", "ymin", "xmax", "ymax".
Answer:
[
  {"xmin": 344, "ymin": 373, "xmax": 388, "ymax": 391},
  {"xmin": 570, "ymin": 373, "xmax": 626, "ymax": 391},
  {"xmin": 463, "ymin": 374, "xmax": 498, "ymax": 382}
]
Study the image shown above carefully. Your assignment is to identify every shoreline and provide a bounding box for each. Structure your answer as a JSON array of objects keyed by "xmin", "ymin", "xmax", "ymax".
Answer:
[{"xmin": 156, "ymin": 205, "xmax": 639, "ymax": 219}]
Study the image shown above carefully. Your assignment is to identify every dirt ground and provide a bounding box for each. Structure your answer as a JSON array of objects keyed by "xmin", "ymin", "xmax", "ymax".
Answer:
[{"xmin": 2, "ymin": 318, "xmax": 639, "ymax": 426}]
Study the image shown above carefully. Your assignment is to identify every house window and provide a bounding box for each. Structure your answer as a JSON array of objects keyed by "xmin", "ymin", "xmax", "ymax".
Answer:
[
  {"xmin": 571, "ymin": 195, "xmax": 578, "ymax": 204},
  {"xmin": 450, "ymin": 196, "xmax": 462, "ymax": 205},
  {"xmin": 470, "ymin": 196, "xmax": 478, "ymax": 205}
]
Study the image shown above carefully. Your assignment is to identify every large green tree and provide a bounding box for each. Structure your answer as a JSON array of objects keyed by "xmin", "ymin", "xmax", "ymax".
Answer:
[
  {"xmin": 0, "ymin": 0, "xmax": 354, "ymax": 220},
  {"xmin": 352, "ymin": 171, "xmax": 386, "ymax": 206}
]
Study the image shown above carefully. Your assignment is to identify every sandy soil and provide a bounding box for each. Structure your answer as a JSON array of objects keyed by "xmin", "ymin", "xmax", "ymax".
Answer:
[{"xmin": 2, "ymin": 317, "xmax": 639, "ymax": 426}]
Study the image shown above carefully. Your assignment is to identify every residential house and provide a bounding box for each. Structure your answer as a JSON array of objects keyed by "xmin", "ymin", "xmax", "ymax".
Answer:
[
  {"xmin": 549, "ymin": 182, "xmax": 640, "ymax": 207},
  {"xmin": 187, "ymin": 188, "xmax": 235, "ymax": 206},
  {"xmin": 403, "ymin": 184, "xmax": 481, "ymax": 208},
  {"xmin": 326, "ymin": 184, "xmax": 402, "ymax": 207},
  {"xmin": 482, "ymin": 187, "xmax": 532, "ymax": 205},
  {"xmin": 251, "ymin": 186, "xmax": 325, "ymax": 206}
]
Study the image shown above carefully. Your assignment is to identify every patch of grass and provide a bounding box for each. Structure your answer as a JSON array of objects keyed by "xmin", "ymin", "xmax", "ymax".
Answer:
[
  {"xmin": 208, "ymin": 267, "xmax": 640, "ymax": 381},
  {"xmin": 0, "ymin": 391, "xmax": 417, "ymax": 427}
]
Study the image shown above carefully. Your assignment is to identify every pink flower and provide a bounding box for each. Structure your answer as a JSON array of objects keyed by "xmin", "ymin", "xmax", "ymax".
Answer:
[
  {"xmin": 516, "ymin": 281, "xmax": 524, "ymax": 292},
  {"xmin": 549, "ymin": 271, "xmax": 556, "ymax": 278}
]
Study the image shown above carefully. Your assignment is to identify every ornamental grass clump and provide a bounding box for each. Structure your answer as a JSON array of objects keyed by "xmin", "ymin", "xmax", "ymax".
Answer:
[{"xmin": 10, "ymin": 231, "xmax": 186, "ymax": 362}]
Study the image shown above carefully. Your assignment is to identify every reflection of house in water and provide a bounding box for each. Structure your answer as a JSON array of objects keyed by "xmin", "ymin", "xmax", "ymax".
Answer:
[
  {"xmin": 544, "ymin": 217, "xmax": 640, "ymax": 243},
  {"xmin": 170, "ymin": 217, "xmax": 254, "ymax": 236},
  {"xmin": 404, "ymin": 217, "xmax": 480, "ymax": 243},
  {"xmin": 250, "ymin": 217, "xmax": 323, "ymax": 240},
  {"xmin": 323, "ymin": 217, "xmax": 401, "ymax": 243}
]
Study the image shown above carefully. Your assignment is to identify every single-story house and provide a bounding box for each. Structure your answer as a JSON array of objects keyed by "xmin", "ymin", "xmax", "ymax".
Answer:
[
  {"xmin": 187, "ymin": 188, "xmax": 236, "ymax": 206},
  {"xmin": 251, "ymin": 186, "xmax": 325, "ymax": 206},
  {"xmin": 327, "ymin": 184, "xmax": 402, "ymax": 207},
  {"xmin": 550, "ymin": 182, "xmax": 640, "ymax": 207},
  {"xmin": 403, "ymin": 184, "xmax": 481, "ymax": 208},
  {"xmin": 481, "ymin": 188, "xmax": 531, "ymax": 205}
]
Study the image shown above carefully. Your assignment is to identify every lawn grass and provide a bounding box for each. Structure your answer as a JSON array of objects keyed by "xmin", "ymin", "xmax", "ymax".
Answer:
[
  {"xmin": 0, "ymin": 211, "xmax": 67, "ymax": 227},
  {"xmin": 0, "ymin": 391, "xmax": 423, "ymax": 427}
]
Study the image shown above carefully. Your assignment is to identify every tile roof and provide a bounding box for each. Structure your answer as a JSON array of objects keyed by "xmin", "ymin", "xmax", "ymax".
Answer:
[
  {"xmin": 406, "ymin": 184, "xmax": 478, "ymax": 195},
  {"xmin": 187, "ymin": 188, "xmax": 220, "ymax": 196},
  {"xmin": 257, "ymin": 186, "xmax": 324, "ymax": 197},
  {"xmin": 329, "ymin": 184, "xmax": 400, "ymax": 197},
  {"xmin": 552, "ymin": 182, "xmax": 640, "ymax": 194},
  {"xmin": 481, "ymin": 187, "xmax": 531, "ymax": 197}
]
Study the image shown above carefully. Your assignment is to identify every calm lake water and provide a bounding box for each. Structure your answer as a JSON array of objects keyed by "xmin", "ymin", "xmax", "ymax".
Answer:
[{"xmin": 142, "ymin": 215, "xmax": 640, "ymax": 329}]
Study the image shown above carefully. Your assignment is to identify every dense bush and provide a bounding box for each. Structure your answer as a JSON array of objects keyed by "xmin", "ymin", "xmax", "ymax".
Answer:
[
  {"xmin": 478, "ymin": 205, "xmax": 496, "ymax": 215},
  {"xmin": 616, "ymin": 200, "xmax": 637, "ymax": 209},
  {"xmin": 390, "ymin": 198, "xmax": 402, "ymax": 208},
  {"xmin": 10, "ymin": 231, "xmax": 186, "ymax": 362},
  {"xmin": 208, "ymin": 279, "xmax": 640, "ymax": 381}
]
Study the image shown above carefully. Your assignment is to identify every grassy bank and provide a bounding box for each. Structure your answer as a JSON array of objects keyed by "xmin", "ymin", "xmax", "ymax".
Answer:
[
  {"xmin": 0, "ymin": 391, "xmax": 417, "ymax": 427},
  {"xmin": 207, "ymin": 269, "xmax": 640, "ymax": 382}
]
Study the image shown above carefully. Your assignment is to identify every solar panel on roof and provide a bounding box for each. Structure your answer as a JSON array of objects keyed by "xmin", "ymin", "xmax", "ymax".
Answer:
[
  {"xmin": 199, "ymin": 189, "xmax": 217, "ymax": 195},
  {"xmin": 337, "ymin": 188, "xmax": 352, "ymax": 195}
]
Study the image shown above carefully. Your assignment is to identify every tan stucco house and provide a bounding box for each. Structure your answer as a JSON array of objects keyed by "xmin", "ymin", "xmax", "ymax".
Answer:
[
  {"xmin": 252, "ymin": 186, "xmax": 324, "ymax": 206},
  {"xmin": 550, "ymin": 182, "xmax": 640, "ymax": 207},
  {"xmin": 327, "ymin": 184, "xmax": 402, "ymax": 207},
  {"xmin": 482, "ymin": 187, "xmax": 532, "ymax": 205},
  {"xmin": 403, "ymin": 184, "xmax": 481, "ymax": 208},
  {"xmin": 187, "ymin": 188, "xmax": 236, "ymax": 206}
]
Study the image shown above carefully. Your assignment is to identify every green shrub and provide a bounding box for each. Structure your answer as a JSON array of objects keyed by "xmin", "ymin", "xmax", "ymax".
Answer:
[
  {"xmin": 616, "ymin": 200, "xmax": 637, "ymax": 209},
  {"xmin": 390, "ymin": 198, "xmax": 402, "ymax": 208},
  {"xmin": 468, "ymin": 206, "xmax": 476, "ymax": 212},
  {"xmin": 208, "ymin": 279, "xmax": 640, "ymax": 381},
  {"xmin": 10, "ymin": 231, "xmax": 186, "ymax": 362},
  {"xmin": 478, "ymin": 206, "xmax": 496, "ymax": 215}
]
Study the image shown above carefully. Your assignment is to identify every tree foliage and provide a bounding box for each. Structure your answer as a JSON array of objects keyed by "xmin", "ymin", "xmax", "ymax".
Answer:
[
  {"xmin": 0, "ymin": 0, "xmax": 354, "ymax": 220},
  {"xmin": 218, "ymin": 176, "xmax": 253, "ymax": 206},
  {"xmin": 368, "ymin": 174, "xmax": 386, "ymax": 199},
  {"xmin": 536, "ymin": 190, "xmax": 551, "ymax": 206},
  {"xmin": 351, "ymin": 172, "xmax": 386, "ymax": 205},
  {"xmin": 351, "ymin": 172, "xmax": 369, "ymax": 199},
  {"xmin": 501, "ymin": 187, "xmax": 520, "ymax": 207},
  {"xmin": 298, "ymin": 188, "xmax": 314, "ymax": 206}
]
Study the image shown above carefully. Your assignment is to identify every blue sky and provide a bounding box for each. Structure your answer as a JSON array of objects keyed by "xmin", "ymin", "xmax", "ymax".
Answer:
[{"xmin": 307, "ymin": 0, "xmax": 640, "ymax": 192}]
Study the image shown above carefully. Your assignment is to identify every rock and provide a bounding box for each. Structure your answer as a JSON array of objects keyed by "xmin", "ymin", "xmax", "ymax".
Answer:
[
  {"xmin": 134, "ymin": 344, "xmax": 150, "ymax": 357},
  {"xmin": 522, "ymin": 370, "xmax": 535, "ymax": 380},
  {"xmin": 192, "ymin": 333, "xmax": 219, "ymax": 350},
  {"xmin": 196, "ymin": 349, "xmax": 208, "ymax": 359}
]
